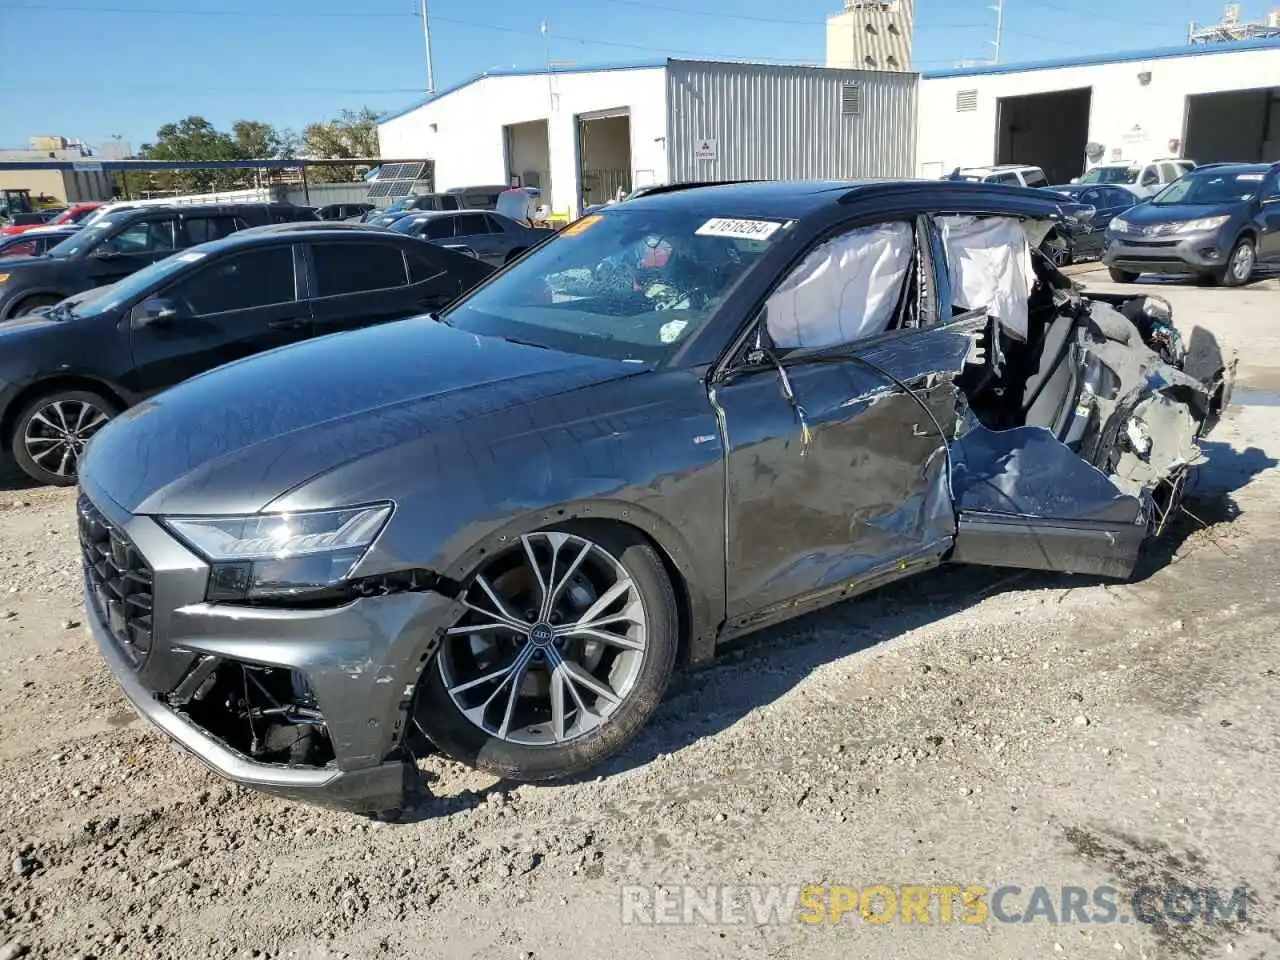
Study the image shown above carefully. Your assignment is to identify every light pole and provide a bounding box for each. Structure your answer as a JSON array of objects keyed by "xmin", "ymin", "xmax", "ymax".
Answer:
[
  {"xmin": 989, "ymin": 0, "xmax": 1004, "ymax": 64},
  {"xmin": 420, "ymin": 0, "xmax": 436, "ymax": 94}
]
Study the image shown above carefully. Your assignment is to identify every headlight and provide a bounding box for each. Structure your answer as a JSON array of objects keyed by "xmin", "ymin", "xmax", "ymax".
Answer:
[
  {"xmin": 1170, "ymin": 215, "xmax": 1230, "ymax": 234},
  {"xmin": 1109, "ymin": 217, "xmax": 1131, "ymax": 234},
  {"xmin": 0, "ymin": 273, "xmax": 9, "ymax": 284},
  {"xmin": 161, "ymin": 503, "xmax": 393, "ymax": 601}
]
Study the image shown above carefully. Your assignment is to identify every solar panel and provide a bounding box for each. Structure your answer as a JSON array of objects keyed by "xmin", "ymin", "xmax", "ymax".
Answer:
[
  {"xmin": 384, "ymin": 180, "xmax": 416, "ymax": 198},
  {"xmin": 366, "ymin": 160, "xmax": 430, "ymax": 199},
  {"xmin": 365, "ymin": 159, "xmax": 430, "ymax": 200}
]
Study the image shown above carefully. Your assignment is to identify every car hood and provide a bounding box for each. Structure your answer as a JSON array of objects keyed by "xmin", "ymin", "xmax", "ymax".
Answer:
[
  {"xmin": 1122, "ymin": 201, "xmax": 1245, "ymax": 225},
  {"xmin": 79, "ymin": 317, "xmax": 642, "ymax": 516}
]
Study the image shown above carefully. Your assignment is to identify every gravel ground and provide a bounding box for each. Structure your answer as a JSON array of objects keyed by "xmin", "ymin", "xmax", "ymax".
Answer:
[{"xmin": 1, "ymin": 273, "xmax": 1278, "ymax": 960}]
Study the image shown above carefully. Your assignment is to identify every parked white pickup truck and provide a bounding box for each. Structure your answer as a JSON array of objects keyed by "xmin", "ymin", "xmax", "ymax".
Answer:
[{"xmin": 1072, "ymin": 158, "xmax": 1198, "ymax": 196}]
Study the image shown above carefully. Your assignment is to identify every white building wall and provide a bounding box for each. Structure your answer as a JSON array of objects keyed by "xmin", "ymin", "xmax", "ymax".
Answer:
[
  {"xmin": 917, "ymin": 45, "xmax": 1280, "ymax": 178},
  {"xmin": 377, "ymin": 66, "xmax": 669, "ymax": 216}
]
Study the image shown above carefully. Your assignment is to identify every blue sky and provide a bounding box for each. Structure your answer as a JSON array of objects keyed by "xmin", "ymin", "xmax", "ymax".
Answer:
[{"xmin": 1, "ymin": 0, "xmax": 1242, "ymax": 150}]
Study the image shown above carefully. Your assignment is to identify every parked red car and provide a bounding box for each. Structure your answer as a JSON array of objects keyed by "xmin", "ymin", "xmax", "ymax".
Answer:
[{"xmin": 1, "ymin": 202, "xmax": 103, "ymax": 236}]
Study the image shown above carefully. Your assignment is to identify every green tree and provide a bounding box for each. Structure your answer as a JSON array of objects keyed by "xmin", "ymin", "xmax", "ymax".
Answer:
[
  {"xmin": 138, "ymin": 116, "xmax": 245, "ymax": 193},
  {"xmin": 301, "ymin": 107, "xmax": 381, "ymax": 183},
  {"xmin": 231, "ymin": 120, "xmax": 294, "ymax": 160}
]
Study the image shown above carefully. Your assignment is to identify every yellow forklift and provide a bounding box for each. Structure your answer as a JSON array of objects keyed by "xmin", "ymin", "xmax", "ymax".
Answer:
[{"xmin": 0, "ymin": 188, "xmax": 63, "ymax": 221}]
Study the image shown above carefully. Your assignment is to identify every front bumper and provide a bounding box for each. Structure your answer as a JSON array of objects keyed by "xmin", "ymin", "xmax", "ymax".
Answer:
[
  {"xmin": 80, "ymin": 480, "xmax": 460, "ymax": 814},
  {"xmin": 1101, "ymin": 229, "xmax": 1231, "ymax": 275}
]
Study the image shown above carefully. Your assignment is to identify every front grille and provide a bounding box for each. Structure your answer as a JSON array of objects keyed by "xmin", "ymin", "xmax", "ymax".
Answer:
[{"xmin": 78, "ymin": 494, "xmax": 154, "ymax": 664}]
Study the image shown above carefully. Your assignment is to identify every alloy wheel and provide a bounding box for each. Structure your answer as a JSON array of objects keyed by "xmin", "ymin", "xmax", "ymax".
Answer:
[
  {"xmin": 439, "ymin": 531, "xmax": 649, "ymax": 746},
  {"xmin": 1231, "ymin": 243, "xmax": 1255, "ymax": 282},
  {"xmin": 22, "ymin": 399, "xmax": 110, "ymax": 479}
]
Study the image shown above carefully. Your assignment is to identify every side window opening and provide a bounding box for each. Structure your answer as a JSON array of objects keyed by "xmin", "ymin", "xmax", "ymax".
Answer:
[{"xmin": 763, "ymin": 221, "xmax": 916, "ymax": 350}]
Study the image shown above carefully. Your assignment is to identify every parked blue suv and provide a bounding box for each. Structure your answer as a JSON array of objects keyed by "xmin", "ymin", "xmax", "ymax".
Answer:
[{"xmin": 1101, "ymin": 161, "xmax": 1280, "ymax": 286}]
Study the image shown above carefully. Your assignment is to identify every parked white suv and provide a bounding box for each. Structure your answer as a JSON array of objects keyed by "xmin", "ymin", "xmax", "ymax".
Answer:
[
  {"xmin": 944, "ymin": 164, "xmax": 1050, "ymax": 188},
  {"xmin": 1073, "ymin": 158, "xmax": 1196, "ymax": 196}
]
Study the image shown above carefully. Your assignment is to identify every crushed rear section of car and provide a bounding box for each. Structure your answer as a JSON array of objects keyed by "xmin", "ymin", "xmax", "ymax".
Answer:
[{"xmin": 936, "ymin": 215, "xmax": 1235, "ymax": 578}]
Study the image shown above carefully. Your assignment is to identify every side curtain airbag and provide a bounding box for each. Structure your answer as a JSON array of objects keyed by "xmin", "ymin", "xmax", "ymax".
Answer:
[
  {"xmin": 766, "ymin": 222, "xmax": 913, "ymax": 349},
  {"xmin": 935, "ymin": 216, "xmax": 1034, "ymax": 342}
]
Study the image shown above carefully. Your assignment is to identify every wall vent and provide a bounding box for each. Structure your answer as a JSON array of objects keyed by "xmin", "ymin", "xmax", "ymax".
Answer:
[{"xmin": 841, "ymin": 83, "xmax": 862, "ymax": 115}]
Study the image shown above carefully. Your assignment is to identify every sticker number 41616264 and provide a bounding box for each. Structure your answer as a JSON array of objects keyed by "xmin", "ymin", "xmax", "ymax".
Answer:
[{"xmin": 695, "ymin": 217, "xmax": 786, "ymax": 241}]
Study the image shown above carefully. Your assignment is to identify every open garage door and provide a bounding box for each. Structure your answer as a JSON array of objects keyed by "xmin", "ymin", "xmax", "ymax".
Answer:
[
  {"xmin": 996, "ymin": 87, "xmax": 1092, "ymax": 185},
  {"xmin": 577, "ymin": 109, "xmax": 632, "ymax": 212},
  {"xmin": 1185, "ymin": 87, "xmax": 1280, "ymax": 163},
  {"xmin": 504, "ymin": 119, "xmax": 551, "ymax": 198}
]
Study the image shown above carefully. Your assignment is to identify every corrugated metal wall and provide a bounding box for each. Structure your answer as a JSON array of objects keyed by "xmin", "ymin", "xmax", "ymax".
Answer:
[{"xmin": 665, "ymin": 60, "xmax": 917, "ymax": 183}]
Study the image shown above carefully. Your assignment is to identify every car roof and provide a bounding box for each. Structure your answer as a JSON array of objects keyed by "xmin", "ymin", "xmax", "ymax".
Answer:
[
  {"xmin": 1185, "ymin": 162, "xmax": 1274, "ymax": 176},
  {"xmin": 236, "ymin": 221, "xmax": 379, "ymax": 235},
  {"xmin": 197, "ymin": 225, "xmax": 407, "ymax": 252},
  {"xmin": 618, "ymin": 178, "xmax": 1065, "ymax": 219}
]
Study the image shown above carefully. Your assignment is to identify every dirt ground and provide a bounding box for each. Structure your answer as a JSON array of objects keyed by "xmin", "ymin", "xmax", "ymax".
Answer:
[{"xmin": 0, "ymin": 268, "xmax": 1278, "ymax": 960}]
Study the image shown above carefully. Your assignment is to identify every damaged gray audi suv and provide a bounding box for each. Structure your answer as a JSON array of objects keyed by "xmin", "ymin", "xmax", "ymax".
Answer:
[{"xmin": 78, "ymin": 180, "xmax": 1234, "ymax": 817}]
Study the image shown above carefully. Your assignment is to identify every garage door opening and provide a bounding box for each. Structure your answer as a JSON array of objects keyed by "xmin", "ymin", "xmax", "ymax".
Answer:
[
  {"xmin": 1184, "ymin": 87, "xmax": 1280, "ymax": 163},
  {"xmin": 995, "ymin": 87, "xmax": 1092, "ymax": 185},
  {"xmin": 504, "ymin": 119, "xmax": 551, "ymax": 201},
  {"xmin": 577, "ymin": 111, "xmax": 631, "ymax": 212}
]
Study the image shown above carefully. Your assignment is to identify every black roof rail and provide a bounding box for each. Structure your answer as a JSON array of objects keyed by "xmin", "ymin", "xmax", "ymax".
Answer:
[{"xmin": 624, "ymin": 179, "xmax": 766, "ymax": 198}]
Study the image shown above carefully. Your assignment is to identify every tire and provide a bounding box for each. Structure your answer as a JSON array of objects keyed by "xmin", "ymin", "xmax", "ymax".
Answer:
[
  {"xmin": 504, "ymin": 247, "xmax": 527, "ymax": 265},
  {"xmin": 414, "ymin": 522, "xmax": 679, "ymax": 781},
  {"xmin": 10, "ymin": 388, "xmax": 117, "ymax": 486},
  {"xmin": 12, "ymin": 295, "xmax": 62, "ymax": 317},
  {"xmin": 1108, "ymin": 267, "xmax": 1140, "ymax": 283},
  {"xmin": 1219, "ymin": 236, "xmax": 1256, "ymax": 287}
]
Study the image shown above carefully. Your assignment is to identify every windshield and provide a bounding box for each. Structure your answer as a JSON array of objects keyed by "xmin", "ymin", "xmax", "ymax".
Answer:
[
  {"xmin": 45, "ymin": 216, "xmax": 130, "ymax": 258},
  {"xmin": 55, "ymin": 251, "xmax": 199, "ymax": 319},
  {"xmin": 443, "ymin": 207, "xmax": 785, "ymax": 363},
  {"xmin": 1080, "ymin": 166, "xmax": 1138, "ymax": 184},
  {"xmin": 386, "ymin": 215, "xmax": 419, "ymax": 234},
  {"xmin": 1151, "ymin": 170, "xmax": 1264, "ymax": 205}
]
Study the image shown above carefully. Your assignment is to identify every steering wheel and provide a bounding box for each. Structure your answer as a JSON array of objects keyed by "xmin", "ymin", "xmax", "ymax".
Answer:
[{"xmin": 593, "ymin": 258, "xmax": 636, "ymax": 292}]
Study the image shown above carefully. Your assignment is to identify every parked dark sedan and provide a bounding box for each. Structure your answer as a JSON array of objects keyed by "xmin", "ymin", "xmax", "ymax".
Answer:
[
  {"xmin": 0, "ymin": 228, "xmax": 492, "ymax": 485},
  {"xmin": 388, "ymin": 209, "xmax": 554, "ymax": 266},
  {"xmin": 1102, "ymin": 161, "xmax": 1280, "ymax": 285},
  {"xmin": 1042, "ymin": 183, "xmax": 1143, "ymax": 264},
  {"xmin": 77, "ymin": 180, "xmax": 1232, "ymax": 817},
  {"xmin": 0, "ymin": 226, "xmax": 79, "ymax": 258},
  {"xmin": 0, "ymin": 203, "xmax": 320, "ymax": 320}
]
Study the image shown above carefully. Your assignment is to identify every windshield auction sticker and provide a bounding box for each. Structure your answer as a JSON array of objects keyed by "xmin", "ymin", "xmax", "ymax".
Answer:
[
  {"xmin": 561, "ymin": 215, "xmax": 603, "ymax": 237},
  {"xmin": 696, "ymin": 217, "xmax": 786, "ymax": 241}
]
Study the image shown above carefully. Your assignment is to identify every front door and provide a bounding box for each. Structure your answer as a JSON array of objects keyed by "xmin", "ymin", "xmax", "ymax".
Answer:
[
  {"xmin": 83, "ymin": 217, "xmax": 177, "ymax": 288},
  {"xmin": 711, "ymin": 217, "xmax": 970, "ymax": 627},
  {"xmin": 128, "ymin": 244, "xmax": 311, "ymax": 393},
  {"xmin": 452, "ymin": 212, "xmax": 505, "ymax": 266},
  {"xmin": 1257, "ymin": 172, "xmax": 1280, "ymax": 262}
]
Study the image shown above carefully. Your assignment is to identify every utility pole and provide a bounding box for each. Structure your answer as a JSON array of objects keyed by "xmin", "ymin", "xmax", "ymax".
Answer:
[
  {"xmin": 989, "ymin": 0, "xmax": 1004, "ymax": 64},
  {"xmin": 420, "ymin": 0, "xmax": 436, "ymax": 94}
]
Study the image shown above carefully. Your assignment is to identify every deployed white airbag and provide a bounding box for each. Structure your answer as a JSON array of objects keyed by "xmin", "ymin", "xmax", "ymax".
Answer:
[
  {"xmin": 936, "ymin": 215, "xmax": 1034, "ymax": 341},
  {"xmin": 765, "ymin": 221, "xmax": 913, "ymax": 349}
]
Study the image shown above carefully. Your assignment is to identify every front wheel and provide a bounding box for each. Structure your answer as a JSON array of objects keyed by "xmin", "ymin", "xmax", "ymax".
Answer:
[
  {"xmin": 12, "ymin": 295, "xmax": 62, "ymax": 317},
  {"xmin": 10, "ymin": 389, "xmax": 116, "ymax": 486},
  {"xmin": 1220, "ymin": 237, "xmax": 1255, "ymax": 287},
  {"xmin": 413, "ymin": 523, "xmax": 679, "ymax": 781},
  {"xmin": 1108, "ymin": 267, "xmax": 1140, "ymax": 283}
]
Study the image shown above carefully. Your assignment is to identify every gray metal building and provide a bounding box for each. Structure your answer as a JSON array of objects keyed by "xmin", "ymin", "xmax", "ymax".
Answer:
[{"xmin": 377, "ymin": 58, "xmax": 918, "ymax": 217}]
